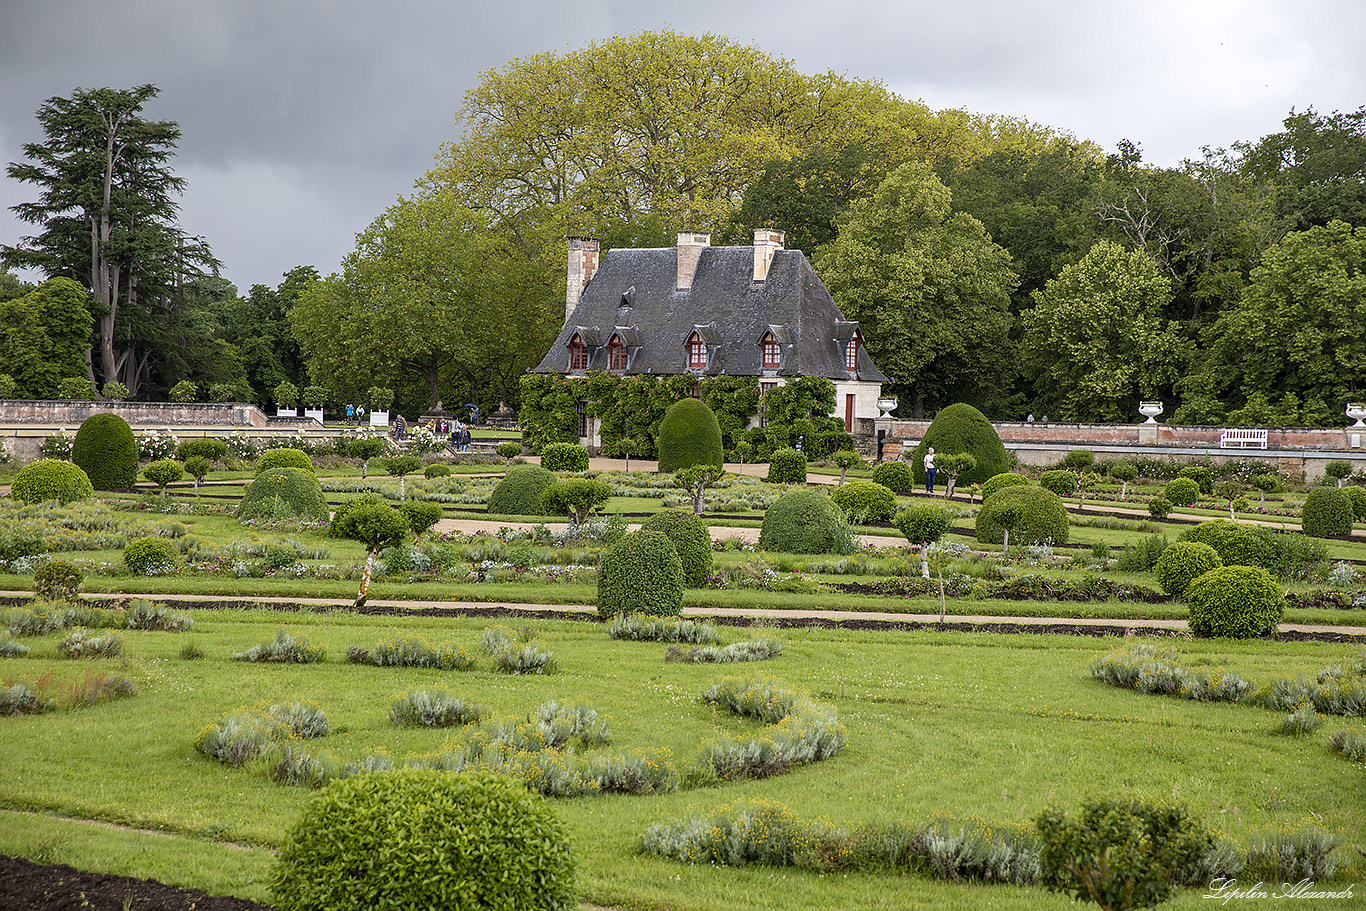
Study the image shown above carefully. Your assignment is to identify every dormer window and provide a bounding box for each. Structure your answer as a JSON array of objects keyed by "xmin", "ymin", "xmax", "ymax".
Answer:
[
  {"xmin": 687, "ymin": 331, "xmax": 707, "ymax": 370},
  {"xmin": 845, "ymin": 336, "xmax": 860, "ymax": 372},
  {"xmin": 761, "ymin": 332, "xmax": 781, "ymax": 370},
  {"xmin": 568, "ymin": 336, "xmax": 589, "ymax": 372},
  {"xmin": 607, "ymin": 338, "xmax": 627, "ymax": 372}
]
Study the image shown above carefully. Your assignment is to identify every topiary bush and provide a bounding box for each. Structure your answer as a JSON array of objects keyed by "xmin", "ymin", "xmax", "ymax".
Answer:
[
  {"xmin": 70, "ymin": 413, "xmax": 138, "ymax": 490},
  {"xmin": 540, "ymin": 477, "xmax": 612, "ymax": 525},
  {"xmin": 33, "ymin": 559, "xmax": 83, "ymax": 601},
  {"xmin": 1346, "ymin": 484, "xmax": 1366, "ymax": 521},
  {"xmin": 657, "ymin": 398, "xmax": 724, "ymax": 473},
  {"xmin": 237, "ymin": 467, "xmax": 330, "ymax": 523},
  {"xmin": 1147, "ymin": 496, "xmax": 1172, "ymax": 518},
  {"xmin": 758, "ymin": 489, "xmax": 854, "ymax": 555},
  {"xmin": 640, "ymin": 509, "xmax": 713, "ymax": 587},
  {"xmin": 142, "ymin": 458, "xmax": 185, "ymax": 494},
  {"xmin": 177, "ymin": 438, "xmax": 229, "ymax": 462},
  {"xmin": 488, "ymin": 464, "xmax": 557, "ymax": 516},
  {"xmin": 981, "ymin": 472, "xmax": 1031, "ymax": 500},
  {"xmin": 329, "ymin": 492, "xmax": 391, "ymax": 537},
  {"xmin": 1162, "ymin": 476, "xmax": 1200, "ymax": 506},
  {"xmin": 255, "ymin": 448, "xmax": 315, "ymax": 477},
  {"xmin": 894, "ymin": 504, "xmax": 953, "ymax": 545},
  {"xmin": 1177, "ymin": 465, "xmax": 1213, "ymax": 495},
  {"xmin": 1301, "ymin": 487, "xmax": 1355, "ymax": 538},
  {"xmin": 907, "ymin": 403, "xmax": 1009, "ymax": 487},
  {"xmin": 1059, "ymin": 449, "xmax": 1094, "ymax": 471},
  {"xmin": 270, "ymin": 768, "xmax": 575, "ymax": 911},
  {"xmin": 766, "ymin": 446, "xmax": 807, "ymax": 484},
  {"xmin": 10, "ymin": 459, "xmax": 94, "ymax": 504},
  {"xmin": 540, "ymin": 441, "xmax": 589, "ymax": 472},
  {"xmin": 1186, "ymin": 565, "xmax": 1284, "ymax": 638},
  {"xmin": 974, "ymin": 484, "xmax": 1070, "ymax": 548},
  {"xmin": 1038, "ymin": 470, "xmax": 1078, "ymax": 496},
  {"xmin": 829, "ymin": 480, "xmax": 897, "ymax": 524},
  {"xmin": 870, "ymin": 459, "xmax": 914, "ymax": 494},
  {"xmin": 597, "ymin": 529, "xmax": 684, "ymax": 619},
  {"xmin": 1153, "ymin": 541, "xmax": 1223, "ymax": 597},
  {"xmin": 123, "ymin": 536, "xmax": 182, "ymax": 576},
  {"xmin": 1180, "ymin": 519, "xmax": 1274, "ymax": 570}
]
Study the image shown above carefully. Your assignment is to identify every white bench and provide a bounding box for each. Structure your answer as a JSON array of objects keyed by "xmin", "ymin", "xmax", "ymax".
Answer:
[{"xmin": 1220, "ymin": 428, "xmax": 1268, "ymax": 449}]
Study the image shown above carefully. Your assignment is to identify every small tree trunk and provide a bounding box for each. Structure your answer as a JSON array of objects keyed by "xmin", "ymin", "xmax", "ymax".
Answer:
[
  {"xmin": 355, "ymin": 549, "xmax": 378, "ymax": 608},
  {"xmin": 1121, "ymin": 480, "xmax": 1129, "ymax": 500},
  {"xmin": 1002, "ymin": 528, "xmax": 1010, "ymax": 556},
  {"xmin": 399, "ymin": 476, "xmax": 406, "ymax": 502},
  {"xmin": 693, "ymin": 485, "xmax": 705, "ymax": 516}
]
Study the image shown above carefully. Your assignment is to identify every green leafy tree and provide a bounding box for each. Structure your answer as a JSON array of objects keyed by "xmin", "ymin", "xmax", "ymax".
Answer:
[
  {"xmin": 183, "ymin": 455, "xmax": 210, "ymax": 497},
  {"xmin": 142, "ymin": 458, "xmax": 184, "ymax": 500},
  {"xmin": 540, "ymin": 478, "xmax": 612, "ymax": 526},
  {"xmin": 379, "ymin": 455, "xmax": 422, "ymax": 501},
  {"xmin": 217, "ymin": 267, "xmax": 315, "ymax": 405},
  {"xmin": 1241, "ymin": 106, "xmax": 1366, "ymax": 230},
  {"xmin": 0, "ymin": 278, "xmax": 93, "ymax": 399},
  {"xmin": 343, "ymin": 436, "xmax": 386, "ymax": 479},
  {"xmin": 169, "ymin": 380, "xmax": 197, "ymax": 402},
  {"xmin": 674, "ymin": 465, "xmax": 723, "ymax": 517},
  {"xmin": 399, "ymin": 500, "xmax": 444, "ymax": 545},
  {"xmin": 934, "ymin": 452, "xmax": 976, "ymax": 500},
  {"xmin": 817, "ymin": 161, "xmax": 1019, "ymax": 418},
  {"xmin": 333, "ymin": 503, "xmax": 408, "ymax": 607}
]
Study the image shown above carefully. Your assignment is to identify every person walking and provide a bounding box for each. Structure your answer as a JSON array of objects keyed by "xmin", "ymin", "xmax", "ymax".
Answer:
[{"xmin": 923, "ymin": 447, "xmax": 937, "ymax": 494}]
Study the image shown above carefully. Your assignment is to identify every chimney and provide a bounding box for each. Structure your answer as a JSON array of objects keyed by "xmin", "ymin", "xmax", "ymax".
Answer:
[
  {"xmin": 753, "ymin": 228, "xmax": 785, "ymax": 282},
  {"xmin": 676, "ymin": 231, "xmax": 710, "ymax": 291},
  {"xmin": 566, "ymin": 236, "xmax": 599, "ymax": 320}
]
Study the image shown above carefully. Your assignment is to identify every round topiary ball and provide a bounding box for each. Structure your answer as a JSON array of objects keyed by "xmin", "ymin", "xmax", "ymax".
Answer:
[
  {"xmin": 766, "ymin": 446, "xmax": 807, "ymax": 484},
  {"xmin": 255, "ymin": 448, "xmax": 315, "ymax": 476},
  {"xmin": 11, "ymin": 458, "xmax": 94, "ymax": 504},
  {"xmin": 894, "ymin": 504, "xmax": 953, "ymax": 545},
  {"xmin": 270, "ymin": 769, "xmax": 575, "ymax": 911},
  {"xmin": 1039, "ymin": 470, "xmax": 1078, "ymax": 496},
  {"xmin": 237, "ymin": 467, "xmax": 330, "ymax": 523},
  {"xmin": 1177, "ymin": 465, "xmax": 1214, "ymax": 495},
  {"xmin": 70, "ymin": 413, "xmax": 138, "ymax": 490},
  {"xmin": 871, "ymin": 460, "xmax": 915, "ymax": 494},
  {"xmin": 1301, "ymin": 486, "xmax": 1355, "ymax": 538},
  {"xmin": 908, "ymin": 403, "xmax": 1009, "ymax": 487},
  {"xmin": 597, "ymin": 529, "xmax": 684, "ymax": 619},
  {"xmin": 640, "ymin": 509, "xmax": 713, "ymax": 586},
  {"xmin": 1162, "ymin": 477, "xmax": 1200, "ymax": 506},
  {"xmin": 123, "ymin": 536, "xmax": 182, "ymax": 575},
  {"xmin": 1179, "ymin": 519, "xmax": 1275, "ymax": 570},
  {"xmin": 829, "ymin": 480, "xmax": 898, "ymax": 524},
  {"xmin": 974, "ymin": 484, "xmax": 1070, "ymax": 547},
  {"xmin": 540, "ymin": 442, "xmax": 590, "ymax": 472},
  {"xmin": 488, "ymin": 464, "xmax": 557, "ymax": 516},
  {"xmin": 329, "ymin": 492, "xmax": 391, "ymax": 537},
  {"xmin": 981, "ymin": 472, "xmax": 1031, "ymax": 500},
  {"xmin": 1147, "ymin": 496, "xmax": 1172, "ymax": 518},
  {"xmin": 1153, "ymin": 541, "xmax": 1223, "ymax": 597},
  {"xmin": 758, "ymin": 489, "xmax": 854, "ymax": 555},
  {"xmin": 657, "ymin": 398, "xmax": 724, "ymax": 473},
  {"xmin": 1186, "ymin": 565, "xmax": 1284, "ymax": 638}
]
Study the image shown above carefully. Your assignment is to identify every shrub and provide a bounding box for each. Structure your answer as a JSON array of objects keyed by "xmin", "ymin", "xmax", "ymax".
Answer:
[
  {"xmin": 270, "ymin": 769, "xmax": 575, "ymax": 911},
  {"xmin": 488, "ymin": 463, "xmax": 557, "ymax": 516},
  {"xmin": 1178, "ymin": 465, "xmax": 1213, "ymax": 494},
  {"xmin": 57, "ymin": 629, "xmax": 123, "ymax": 659},
  {"xmin": 1147, "ymin": 496, "xmax": 1172, "ymax": 518},
  {"xmin": 981, "ymin": 472, "xmax": 1031, "ymax": 500},
  {"xmin": 1323, "ymin": 459, "xmax": 1352, "ymax": 484},
  {"xmin": 1153, "ymin": 541, "xmax": 1223, "ymax": 597},
  {"xmin": 1301, "ymin": 486, "xmax": 1354, "ymax": 538},
  {"xmin": 766, "ymin": 447, "xmax": 807, "ymax": 484},
  {"xmin": 237, "ymin": 467, "xmax": 330, "ymax": 523},
  {"xmin": 829, "ymin": 480, "xmax": 897, "ymax": 524},
  {"xmin": 597, "ymin": 529, "xmax": 684, "ymax": 619},
  {"xmin": 57, "ymin": 376, "xmax": 96, "ymax": 400},
  {"xmin": 142, "ymin": 458, "xmax": 184, "ymax": 494},
  {"xmin": 423, "ymin": 463, "xmax": 451, "ymax": 478},
  {"xmin": 123, "ymin": 536, "xmax": 182, "ymax": 576},
  {"xmin": 540, "ymin": 477, "xmax": 612, "ymax": 525},
  {"xmin": 1186, "ymin": 565, "xmax": 1284, "ymax": 638},
  {"xmin": 176, "ymin": 438, "xmax": 229, "ymax": 462},
  {"xmin": 126, "ymin": 599, "xmax": 193, "ymax": 632},
  {"xmin": 1179, "ymin": 519, "xmax": 1273, "ymax": 569},
  {"xmin": 1059, "ymin": 449, "xmax": 1094, "ymax": 471},
  {"xmin": 870, "ymin": 459, "xmax": 914, "ymax": 494},
  {"xmin": 540, "ymin": 441, "xmax": 590, "ymax": 472},
  {"xmin": 974, "ymin": 484, "xmax": 1070, "ymax": 548},
  {"xmin": 33, "ymin": 560, "xmax": 83, "ymax": 601},
  {"xmin": 1038, "ymin": 470, "xmax": 1078, "ymax": 496},
  {"xmin": 640, "ymin": 509, "xmax": 713, "ymax": 586},
  {"xmin": 759, "ymin": 489, "xmax": 854, "ymax": 555},
  {"xmin": 70, "ymin": 413, "xmax": 138, "ymax": 490},
  {"xmin": 255, "ymin": 448, "xmax": 314, "ymax": 476},
  {"xmin": 496, "ymin": 441, "xmax": 523, "ymax": 464},
  {"xmin": 907, "ymin": 403, "xmax": 1009, "ymax": 486},
  {"xmin": 329, "ymin": 492, "xmax": 391, "ymax": 537},
  {"xmin": 657, "ymin": 398, "xmax": 725, "ymax": 472},
  {"xmin": 11, "ymin": 459, "xmax": 94, "ymax": 505},
  {"xmin": 894, "ymin": 504, "xmax": 953, "ymax": 545},
  {"xmin": 233, "ymin": 630, "xmax": 325, "ymax": 663},
  {"xmin": 606, "ymin": 614, "xmax": 720, "ymax": 644},
  {"xmin": 389, "ymin": 689, "xmax": 488, "ymax": 727},
  {"xmin": 399, "ymin": 501, "xmax": 444, "ymax": 542},
  {"xmin": 1162, "ymin": 477, "xmax": 1200, "ymax": 506}
]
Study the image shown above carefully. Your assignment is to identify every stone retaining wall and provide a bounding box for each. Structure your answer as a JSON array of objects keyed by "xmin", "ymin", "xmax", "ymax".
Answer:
[{"xmin": 0, "ymin": 400, "xmax": 268, "ymax": 428}]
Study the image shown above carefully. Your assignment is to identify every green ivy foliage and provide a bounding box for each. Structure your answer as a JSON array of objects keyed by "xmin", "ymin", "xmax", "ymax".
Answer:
[
  {"xmin": 71, "ymin": 413, "xmax": 139, "ymax": 490},
  {"xmin": 1153, "ymin": 541, "xmax": 1223, "ymax": 597},
  {"xmin": 758, "ymin": 489, "xmax": 854, "ymax": 555},
  {"xmin": 657, "ymin": 398, "xmax": 724, "ymax": 472},
  {"xmin": 597, "ymin": 529, "xmax": 684, "ymax": 619},
  {"xmin": 237, "ymin": 467, "xmax": 330, "ymax": 523},
  {"xmin": 1301, "ymin": 486, "xmax": 1355, "ymax": 538},
  {"xmin": 11, "ymin": 458, "xmax": 94, "ymax": 504},
  {"xmin": 829, "ymin": 480, "xmax": 897, "ymax": 524},
  {"xmin": 1186, "ymin": 565, "xmax": 1284, "ymax": 638},
  {"xmin": 974, "ymin": 484, "xmax": 1070, "ymax": 547},
  {"xmin": 488, "ymin": 464, "xmax": 557, "ymax": 517},
  {"xmin": 640, "ymin": 509, "xmax": 713, "ymax": 586}
]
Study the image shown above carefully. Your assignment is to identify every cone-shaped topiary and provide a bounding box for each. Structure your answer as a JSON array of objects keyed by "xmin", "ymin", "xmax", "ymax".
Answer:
[
  {"xmin": 488, "ymin": 464, "xmax": 557, "ymax": 516},
  {"xmin": 1301, "ymin": 486, "xmax": 1355, "ymax": 538},
  {"xmin": 270, "ymin": 769, "xmax": 575, "ymax": 911},
  {"xmin": 1186, "ymin": 565, "xmax": 1283, "ymax": 638},
  {"xmin": 759, "ymin": 489, "xmax": 855, "ymax": 555},
  {"xmin": 70, "ymin": 413, "xmax": 138, "ymax": 490},
  {"xmin": 657, "ymin": 398, "xmax": 725, "ymax": 473},
  {"xmin": 640, "ymin": 509, "xmax": 713, "ymax": 586},
  {"xmin": 597, "ymin": 529, "xmax": 684, "ymax": 619},
  {"xmin": 237, "ymin": 467, "xmax": 330, "ymax": 523},
  {"xmin": 11, "ymin": 458, "xmax": 94, "ymax": 504},
  {"xmin": 1154, "ymin": 541, "xmax": 1223, "ymax": 597},
  {"xmin": 908, "ymin": 403, "xmax": 1009, "ymax": 487},
  {"xmin": 974, "ymin": 484, "xmax": 1070, "ymax": 547}
]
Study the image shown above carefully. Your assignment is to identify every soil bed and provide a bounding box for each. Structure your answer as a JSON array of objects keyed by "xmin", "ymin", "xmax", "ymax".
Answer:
[{"xmin": 0, "ymin": 855, "xmax": 270, "ymax": 911}]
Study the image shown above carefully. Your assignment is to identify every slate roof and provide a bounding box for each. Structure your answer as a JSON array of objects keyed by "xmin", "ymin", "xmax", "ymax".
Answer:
[{"xmin": 534, "ymin": 245, "xmax": 888, "ymax": 383}]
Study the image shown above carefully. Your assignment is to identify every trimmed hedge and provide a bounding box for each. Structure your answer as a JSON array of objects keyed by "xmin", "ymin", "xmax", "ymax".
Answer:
[
  {"xmin": 256, "ymin": 448, "xmax": 315, "ymax": 477},
  {"xmin": 907, "ymin": 403, "xmax": 1009, "ymax": 486},
  {"xmin": 1153, "ymin": 541, "xmax": 1222, "ymax": 597},
  {"xmin": 1347, "ymin": 484, "xmax": 1366, "ymax": 521},
  {"xmin": 766, "ymin": 446, "xmax": 807, "ymax": 484},
  {"xmin": 597, "ymin": 529, "xmax": 684, "ymax": 619},
  {"xmin": 1038, "ymin": 470, "xmax": 1078, "ymax": 496},
  {"xmin": 758, "ymin": 489, "xmax": 854, "ymax": 555},
  {"xmin": 894, "ymin": 504, "xmax": 953, "ymax": 545},
  {"xmin": 981, "ymin": 472, "xmax": 1031, "ymax": 500},
  {"xmin": 640, "ymin": 509, "xmax": 713, "ymax": 586},
  {"xmin": 974, "ymin": 484, "xmax": 1070, "ymax": 547},
  {"xmin": 657, "ymin": 398, "xmax": 724, "ymax": 472},
  {"xmin": 11, "ymin": 459, "xmax": 94, "ymax": 504},
  {"xmin": 1301, "ymin": 487, "xmax": 1354, "ymax": 538},
  {"xmin": 237, "ymin": 467, "xmax": 330, "ymax": 523},
  {"xmin": 71, "ymin": 413, "xmax": 138, "ymax": 490},
  {"xmin": 540, "ymin": 442, "xmax": 589, "ymax": 472},
  {"xmin": 1186, "ymin": 565, "xmax": 1284, "ymax": 639},
  {"xmin": 1162, "ymin": 477, "xmax": 1200, "ymax": 506},
  {"xmin": 488, "ymin": 464, "xmax": 557, "ymax": 516},
  {"xmin": 270, "ymin": 769, "xmax": 575, "ymax": 911},
  {"xmin": 829, "ymin": 480, "xmax": 897, "ymax": 524},
  {"xmin": 870, "ymin": 460, "xmax": 914, "ymax": 494}
]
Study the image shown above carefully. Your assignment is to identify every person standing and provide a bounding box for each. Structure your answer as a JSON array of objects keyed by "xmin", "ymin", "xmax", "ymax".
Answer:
[
  {"xmin": 346, "ymin": 403, "xmax": 355, "ymax": 424},
  {"xmin": 923, "ymin": 447, "xmax": 937, "ymax": 494}
]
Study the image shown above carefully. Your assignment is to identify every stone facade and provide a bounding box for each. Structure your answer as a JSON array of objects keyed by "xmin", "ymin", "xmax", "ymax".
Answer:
[{"xmin": 0, "ymin": 400, "xmax": 268, "ymax": 427}]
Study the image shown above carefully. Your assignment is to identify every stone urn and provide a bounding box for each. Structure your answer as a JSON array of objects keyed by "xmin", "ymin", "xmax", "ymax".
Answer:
[
  {"xmin": 876, "ymin": 397, "xmax": 898, "ymax": 420},
  {"xmin": 1138, "ymin": 401, "xmax": 1164, "ymax": 424},
  {"xmin": 1347, "ymin": 403, "xmax": 1366, "ymax": 428}
]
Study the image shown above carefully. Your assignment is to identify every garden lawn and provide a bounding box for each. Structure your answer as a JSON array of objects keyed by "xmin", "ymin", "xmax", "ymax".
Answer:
[{"xmin": 1, "ymin": 608, "xmax": 1363, "ymax": 910}]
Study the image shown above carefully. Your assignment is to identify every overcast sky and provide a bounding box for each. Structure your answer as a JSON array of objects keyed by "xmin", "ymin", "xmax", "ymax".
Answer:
[{"xmin": 2, "ymin": 0, "xmax": 1362, "ymax": 293}]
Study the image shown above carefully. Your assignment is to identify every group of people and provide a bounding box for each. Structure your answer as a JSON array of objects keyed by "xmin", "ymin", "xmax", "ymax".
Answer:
[
  {"xmin": 899, "ymin": 445, "xmax": 939, "ymax": 494},
  {"xmin": 343, "ymin": 403, "xmax": 368, "ymax": 425},
  {"xmin": 448, "ymin": 421, "xmax": 472, "ymax": 453}
]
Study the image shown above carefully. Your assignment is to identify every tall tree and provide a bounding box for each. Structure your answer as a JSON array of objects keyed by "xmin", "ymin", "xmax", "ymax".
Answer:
[
  {"xmin": 0, "ymin": 277, "xmax": 94, "ymax": 398},
  {"xmin": 1240, "ymin": 106, "xmax": 1366, "ymax": 230},
  {"xmin": 219, "ymin": 266, "xmax": 316, "ymax": 404}
]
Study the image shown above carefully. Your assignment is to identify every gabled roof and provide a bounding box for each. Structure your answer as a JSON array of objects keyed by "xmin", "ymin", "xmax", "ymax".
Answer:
[{"xmin": 534, "ymin": 245, "xmax": 888, "ymax": 382}]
